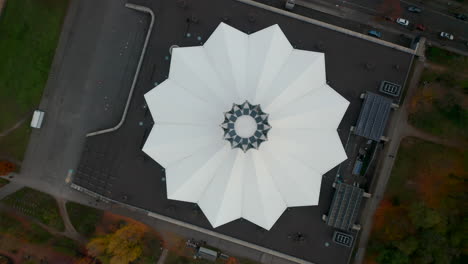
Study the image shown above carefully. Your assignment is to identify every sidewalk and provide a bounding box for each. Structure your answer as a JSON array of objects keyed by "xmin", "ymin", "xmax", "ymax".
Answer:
[
  {"xmin": 156, "ymin": 248, "xmax": 168, "ymax": 264},
  {"xmin": 353, "ymin": 45, "xmax": 426, "ymax": 264},
  {"xmin": 0, "ymin": 180, "xmax": 23, "ymax": 200},
  {"xmin": 0, "ymin": 0, "xmax": 6, "ymax": 17}
]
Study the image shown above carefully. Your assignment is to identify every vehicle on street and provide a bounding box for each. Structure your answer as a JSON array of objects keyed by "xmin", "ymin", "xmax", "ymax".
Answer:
[
  {"xmin": 396, "ymin": 18, "xmax": 409, "ymax": 26},
  {"xmin": 368, "ymin": 30, "xmax": 382, "ymax": 38},
  {"xmin": 439, "ymin": 32, "xmax": 454, "ymax": 40},
  {"xmin": 416, "ymin": 24, "xmax": 426, "ymax": 31},
  {"xmin": 454, "ymin": 13, "xmax": 467, "ymax": 21},
  {"xmin": 384, "ymin": 16, "xmax": 394, "ymax": 21},
  {"xmin": 407, "ymin": 6, "xmax": 422, "ymax": 13},
  {"xmin": 31, "ymin": 110, "xmax": 45, "ymax": 129}
]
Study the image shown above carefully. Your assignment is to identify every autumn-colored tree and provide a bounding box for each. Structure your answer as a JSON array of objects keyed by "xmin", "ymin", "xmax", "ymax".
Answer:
[
  {"xmin": 87, "ymin": 223, "xmax": 145, "ymax": 264},
  {"xmin": 73, "ymin": 256, "xmax": 96, "ymax": 264},
  {"xmin": 0, "ymin": 161, "xmax": 16, "ymax": 176}
]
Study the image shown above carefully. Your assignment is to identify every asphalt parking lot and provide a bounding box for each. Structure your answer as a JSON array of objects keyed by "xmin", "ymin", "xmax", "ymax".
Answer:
[{"xmin": 73, "ymin": 0, "xmax": 413, "ymax": 263}]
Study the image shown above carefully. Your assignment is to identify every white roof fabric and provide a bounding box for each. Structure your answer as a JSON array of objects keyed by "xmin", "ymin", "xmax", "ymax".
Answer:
[{"xmin": 143, "ymin": 23, "xmax": 349, "ymax": 230}]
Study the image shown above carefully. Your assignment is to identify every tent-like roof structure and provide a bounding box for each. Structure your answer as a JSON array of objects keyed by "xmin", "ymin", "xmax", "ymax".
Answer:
[{"xmin": 143, "ymin": 23, "xmax": 349, "ymax": 230}]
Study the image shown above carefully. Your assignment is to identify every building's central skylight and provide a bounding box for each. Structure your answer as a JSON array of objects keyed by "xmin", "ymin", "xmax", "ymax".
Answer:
[{"xmin": 221, "ymin": 101, "xmax": 271, "ymax": 152}]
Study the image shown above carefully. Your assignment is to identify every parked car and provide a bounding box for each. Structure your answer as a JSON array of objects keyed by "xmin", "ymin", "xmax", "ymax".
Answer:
[
  {"xmin": 384, "ymin": 16, "xmax": 395, "ymax": 21},
  {"xmin": 439, "ymin": 32, "xmax": 454, "ymax": 40},
  {"xmin": 416, "ymin": 24, "xmax": 426, "ymax": 31},
  {"xmin": 454, "ymin": 13, "xmax": 467, "ymax": 21},
  {"xmin": 407, "ymin": 6, "xmax": 422, "ymax": 13},
  {"xmin": 368, "ymin": 30, "xmax": 382, "ymax": 38},
  {"xmin": 396, "ymin": 18, "xmax": 410, "ymax": 26}
]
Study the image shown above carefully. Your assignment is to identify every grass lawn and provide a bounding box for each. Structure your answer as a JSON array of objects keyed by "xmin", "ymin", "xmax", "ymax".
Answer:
[
  {"xmin": 66, "ymin": 202, "xmax": 103, "ymax": 238},
  {"xmin": 0, "ymin": 211, "xmax": 51, "ymax": 245},
  {"xmin": 0, "ymin": 0, "xmax": 68, "ymax": 160},
  {"xmin": 0, "ymin": 210, "xmax": 80, "ymax": 263},
  {"xmin": 408, "ymin": 47, "xmax": 467, "ymax": 142},
  {"xmin": 51, "ymin": 236, "xmax": 79, "ymax": 256},
  {"xmin": 1, "ymin": 187, "xmax": 64, "ymax": 231},
  {"xmin": 425, "ymin": 47, "xmax": 468, "ymax": 70},
  {"xmin": 366, "ymin": 137, "xmax": 467, "ymax": 264},
  {"xmin": 0, "ymin": 122, "xmax": 32, "ymax": 161},
  {"xmin": 0, "ymin": 178, "xmax": 9, "ymax": 188}
]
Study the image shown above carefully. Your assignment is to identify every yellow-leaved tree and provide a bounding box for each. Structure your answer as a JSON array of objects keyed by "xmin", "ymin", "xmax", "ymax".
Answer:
[{"xmin": 86, "ymin": 223, "xmax": 145, "ymax": 264}]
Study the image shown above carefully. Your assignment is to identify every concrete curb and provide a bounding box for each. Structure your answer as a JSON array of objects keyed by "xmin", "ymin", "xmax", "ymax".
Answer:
[
  {"xmin": 147, "ymin": 212, "xmax": 315, "ymax": 264},
  {"xmin": 86, "ymin": 4, "xmax": 155, "ymax": 137},
  {"xmin": 234, "ymin": 0, "xmax": 416, "ymax": 55},
  {"xmin": 70, "ymin": 184, "xmax": 314, "ymax": 264}
]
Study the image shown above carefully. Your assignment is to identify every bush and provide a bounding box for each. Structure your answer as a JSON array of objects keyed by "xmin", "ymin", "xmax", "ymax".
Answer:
[
  {"xmin": 0, "ymin": 161, "xmax": 15, "ymax": 176},
  {"xmin": 52, "ymin": 236, "xmax": 79, "ymax": 256},
  {"xmin": 0, "ymin": 211, "xmax": 22, "ymax": 234},
  {"xmin": 1, "ymin": 187, "xmax": 65, "ymax": 231},
  {"xmin": 25, "ymin": 223, "xmax": 53, "ymax": 244},
  {"xmin": 66, "ymin": 202, "xmax": 102, "ymax": 237}
]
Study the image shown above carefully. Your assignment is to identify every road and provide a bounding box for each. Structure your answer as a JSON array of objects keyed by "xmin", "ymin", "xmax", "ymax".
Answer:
[{"xmin": 303, "ymin": 0, "xmax": 468, "ymax": 53}]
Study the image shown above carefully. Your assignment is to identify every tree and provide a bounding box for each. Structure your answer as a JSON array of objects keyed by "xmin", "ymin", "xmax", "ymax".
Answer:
[
  {"xmin": 87, "ymin": 235, "xmax": 111, "ymax": 257},
  {"xmin": 394, "ymin": 236, "xmax": 419, "ymax": 256},
  {"xmin": 0, "ymin": 160, "xmax": 15, "ymax": 176},
  {"xmin": 376, "ymin": 248, "xmax": 409, "ymax": 264},
  {"xmin": 86, "ymin": 223, "xmax": 146, "ymax": 264},
  {"xmin": 409, "ymin": 202, "xmax": 442, "ymax": 229}
]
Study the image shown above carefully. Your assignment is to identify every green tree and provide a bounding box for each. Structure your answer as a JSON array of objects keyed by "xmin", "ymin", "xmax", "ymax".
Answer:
[
  {"xmin": 409, "ymin": 202, "xmax": 442, "ymax": 229},
  {"xmin": 394, "ymin": 236, "xmax": 419, "ymax": 256},
  {"xmin": 376, "ymin": 247, "xmax": 410, "ymax": 264}
]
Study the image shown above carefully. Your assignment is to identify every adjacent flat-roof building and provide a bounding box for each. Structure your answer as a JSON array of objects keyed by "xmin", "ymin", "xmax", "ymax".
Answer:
[{"xmin": 353, "ymin": 92, "xmax": 394, "ymax": 141}]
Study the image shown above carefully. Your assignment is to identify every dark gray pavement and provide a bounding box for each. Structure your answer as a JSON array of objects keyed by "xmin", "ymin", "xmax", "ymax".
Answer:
[
  {"xmin": 18, "ymin": 0, "xmax": 147, "ymax": 199},
  {"xmin": 71, "ymin": 0, "xmax": 414, "ymax": 263}
]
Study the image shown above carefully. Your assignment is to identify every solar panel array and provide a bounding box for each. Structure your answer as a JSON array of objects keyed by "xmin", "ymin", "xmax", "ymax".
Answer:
[
  {"xmin": 354, "ymin": 92, "xmax": 393, "ymax": 141},
  {"xmin": 326, "ymin": 183, "xmax": 363, "ymax": 231}
]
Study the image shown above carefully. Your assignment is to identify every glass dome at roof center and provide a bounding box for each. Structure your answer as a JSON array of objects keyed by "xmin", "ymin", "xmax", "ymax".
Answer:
[{"xmin": 221, "ymin": 101, "xmax": 271, "ymax": 152}]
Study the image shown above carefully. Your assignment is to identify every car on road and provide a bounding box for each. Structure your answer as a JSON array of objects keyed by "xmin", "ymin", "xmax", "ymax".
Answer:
[
  {"xmin": 416, "ymin": 24, "xmax": 426, "ymax": 31},
  {"xmin": 396, "ymin": 18, "xmax": 409, "ymax": 26},
  {"xmin": 454, "ymin": 13, "xmax": 467, "ymax": 21},
  {"xmin": 368, "ymin": 30, "xmax": 382, "ymax": 38},
  {"xmin": 407, "ymin": 6, "xmax": 422, "ymax": 13},
  {"xmin": 439, "ymin": 32, "xmax": 454, "ymax": 40}
]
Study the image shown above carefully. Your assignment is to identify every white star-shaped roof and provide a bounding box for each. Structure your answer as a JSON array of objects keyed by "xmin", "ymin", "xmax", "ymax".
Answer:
[{"xmin": 143, "ymin": 23, "xmax": 349, "ymax": 230}]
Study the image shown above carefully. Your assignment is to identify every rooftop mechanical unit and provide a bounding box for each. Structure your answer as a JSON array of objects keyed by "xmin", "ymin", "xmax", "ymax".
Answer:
[{"xmin": 379, "ymin": 80, "xmax": 402, "ymax": 97}]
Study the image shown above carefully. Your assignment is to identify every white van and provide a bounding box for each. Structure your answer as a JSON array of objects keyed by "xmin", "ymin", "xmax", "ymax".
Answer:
[{"xmin": 31, "ymin": 110, "xmax": 45, "ymax": 129}]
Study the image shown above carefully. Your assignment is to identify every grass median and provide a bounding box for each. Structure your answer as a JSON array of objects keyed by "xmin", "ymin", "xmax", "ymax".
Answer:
[
  {"xmin": 366, "ymin": 137, "xmax": 466, "ymax": 264},
  {"xmin": 408, "ymin": 47, "xmax": 467, "ymax": 142},
  {"xmin": 1, "ymin": 187, "xmax": 65, "ymax": 231},
  {"xmin": 0, "ymin": 0, "xmax": 68, "ymax": 161}
]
